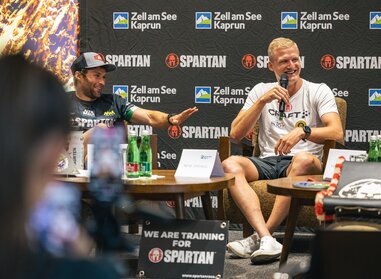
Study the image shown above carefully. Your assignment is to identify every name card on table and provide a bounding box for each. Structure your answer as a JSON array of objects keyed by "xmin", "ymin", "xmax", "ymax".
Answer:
[
  {"xmin": 175, "ymin": 149, "xmax": 224, "ymax": 178},
  {"xmin": 323, "ymin": 149, "xmax": 367, "ymax": 180}
]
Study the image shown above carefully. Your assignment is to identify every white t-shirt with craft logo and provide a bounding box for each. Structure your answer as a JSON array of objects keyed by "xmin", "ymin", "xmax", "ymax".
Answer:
[{"xmin": 242, "ymin": 79, "xmax": 338, "ymax": 160}]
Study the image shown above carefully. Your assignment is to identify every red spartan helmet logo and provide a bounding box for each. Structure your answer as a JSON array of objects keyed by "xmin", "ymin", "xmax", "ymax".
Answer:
[
  {"xmin": 94, "ymin": 53, "xmax": 106, "ymax": 62},
  {"xmin": 148, "ymin": 248, "xmax": 164, "ymax": 263},
  {"xmin": 165, "ymin": 53, "xmax": 179, "ymax": 68},
  {"xmin": 168, "ymin": 125, "xmax": 182, "ymax": 139},
  {"xmin": 242, "ymin": 54, "xmax": 256, "ymax": 69},
  {"xmin": 320, "ymin": 54, "xmax": 336, "ymax": 70},
  {"xmin": 166, "ymin": 201, "xmax": 175, "ymax": 208}
]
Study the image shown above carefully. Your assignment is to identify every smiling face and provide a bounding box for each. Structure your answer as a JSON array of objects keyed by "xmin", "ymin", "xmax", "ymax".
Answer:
[
  {"xmin": 268, "ymin": 44, "xmax": 302, "ymax": 89},
  {"xmin": 75, "ymin": 67, "xmax": 106, "ymax": 101}
]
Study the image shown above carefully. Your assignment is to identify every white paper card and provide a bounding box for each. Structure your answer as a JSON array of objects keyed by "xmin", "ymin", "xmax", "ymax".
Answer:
[
  {"xmin": 323, "ymin": 149, "xmax": 367, "ymax": 180},
  {"xmin": 175, "ymin": 149, "xmax": 225, "ymax": 178}
]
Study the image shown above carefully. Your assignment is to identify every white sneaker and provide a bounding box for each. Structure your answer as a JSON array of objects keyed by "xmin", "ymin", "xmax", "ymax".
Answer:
[
  {"xmin": 227, "ymin": 233, "xmax": 260, "ymax": 258},
  {"xmin": 250, "ymin": 236, "xmax": 282, "ymax": 263}
]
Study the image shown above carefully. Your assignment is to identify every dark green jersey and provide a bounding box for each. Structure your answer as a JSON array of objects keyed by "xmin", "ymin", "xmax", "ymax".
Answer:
[{"xmin": 69, "ymin": 92, "xmax": 138, "ymax": 131}]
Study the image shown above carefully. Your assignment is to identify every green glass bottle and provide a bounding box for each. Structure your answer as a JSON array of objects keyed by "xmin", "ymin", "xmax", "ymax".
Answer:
[
  {"xmin": 139, "ymin": 130, "xmax": 152, "ymax": 177},
  {"xmin": 377, "ymin": 135, "xmax": 381, "ymax": 162},
  {"xmin": 368, "ymin": 135, "xmax": 378, "ymax": 162},
  {"xmin": 127, "ymin": 131, "xmax": 140, "ymax": 178}
]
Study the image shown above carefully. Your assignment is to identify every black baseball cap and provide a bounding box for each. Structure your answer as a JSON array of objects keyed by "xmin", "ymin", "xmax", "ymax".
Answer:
[{"xmin": 71, "ymin": 52, "xmax": 116, "ymax": 74}]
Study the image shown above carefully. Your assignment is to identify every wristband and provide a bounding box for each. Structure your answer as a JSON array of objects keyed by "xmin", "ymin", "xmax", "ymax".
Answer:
[{"xmin": 167, "ymin": 113, "xmax": 176, "ymax": 125}]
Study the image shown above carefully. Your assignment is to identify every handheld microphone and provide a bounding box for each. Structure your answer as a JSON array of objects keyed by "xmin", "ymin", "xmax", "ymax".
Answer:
[{"xmin": 279, "ymin": 73, "xmax": 288, "ymax": 120}]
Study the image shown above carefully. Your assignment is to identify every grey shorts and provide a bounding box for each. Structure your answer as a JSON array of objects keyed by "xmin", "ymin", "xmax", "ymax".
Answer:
[{"xmin": 247, "ymin": 156, "xmax": 293, "ymax": 180}]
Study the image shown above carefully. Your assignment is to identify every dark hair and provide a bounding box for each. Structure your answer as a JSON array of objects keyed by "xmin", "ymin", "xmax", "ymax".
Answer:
[{"xmin": 0, "ymin": 55, "xmax": 70, "ymax": 278}]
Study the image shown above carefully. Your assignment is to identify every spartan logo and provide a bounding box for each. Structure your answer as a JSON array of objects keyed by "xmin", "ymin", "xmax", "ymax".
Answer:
[
  {"xmin": 148, "ymin": 248, "xmax": 164, "ymax": 263},
  {"xmin": 195, "ymin": 12, "xmax": 212, "ymax": 29},
  {"xmin": 321, "ymin": 54, "xmax": 336, "ymax": 70},
  {"xmin": 168, "ymin": 125, "xmax": 182, "ymax": 139},
  {"xmin": 113, "ymin": 12, "xmax": 129, "ymax": 29},
  {"xmin": 242, "ymin": 54, "xmax": 256, "ymax": 69},
  {"xmin": 281, "ymin": 12, "xmax": 298, "ymax": 29},
  {"xmin": 165, "ymin": 53, "xmax": 179, "ymax": 68}
]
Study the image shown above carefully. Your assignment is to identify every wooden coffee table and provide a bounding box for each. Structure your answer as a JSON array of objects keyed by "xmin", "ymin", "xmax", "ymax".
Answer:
[
  {"xmin": 56, "ymin": 169, "xmax": 234, "ymax": 220},
  {"xmin": 267, "ymin": 174, "xmax": 323, "ymax": 266}
]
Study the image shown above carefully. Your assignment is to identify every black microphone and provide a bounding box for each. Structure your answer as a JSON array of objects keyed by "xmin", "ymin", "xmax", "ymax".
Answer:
[{"xmin": 279, "ymin": 73, "xmax": 288, "ymax": 120}]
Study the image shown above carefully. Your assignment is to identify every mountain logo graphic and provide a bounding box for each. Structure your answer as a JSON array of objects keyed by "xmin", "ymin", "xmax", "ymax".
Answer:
[
  {"xmin": 370, "ymin": 12, "xmax": 381, "ymax": 29},
  {"xmin": 195, "ymin": 12, "xmax": 212, "ymax": 29},
  {"xmin": 369, "ymin": 89, "xmax": 381, "ymax": 106},
  {"xmin": 113, "ymin": 12, "xmax": 129, "ymax": 29},
  {"xmin": 195, "ymin": 86, "xmax": 211, "ymax": 103},
  {"xmin": 281, "ymin": 12, "xmax": 298, "ymax": 29},
  {"xmin": 113, "ymin": 85, "xmax": 128, "ymax": 100}
]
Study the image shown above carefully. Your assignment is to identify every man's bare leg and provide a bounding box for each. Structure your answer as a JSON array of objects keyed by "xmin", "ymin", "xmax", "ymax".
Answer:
[{"xmin": 266, "ymin": 152, "xmax": 323, "ymax": 234}]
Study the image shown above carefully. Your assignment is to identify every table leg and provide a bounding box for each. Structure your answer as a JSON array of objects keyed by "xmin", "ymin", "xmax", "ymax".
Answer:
[
  {"xmin": 174, "ymin": 193, "xmax": 185, "ymax": 219},
  {"xmin": 279, "ymin": 197, "xmax": 301, "ymax": 267},
  {"xmin": 201, "ymin": 192, "xmax": 215, "ymax": 220}
]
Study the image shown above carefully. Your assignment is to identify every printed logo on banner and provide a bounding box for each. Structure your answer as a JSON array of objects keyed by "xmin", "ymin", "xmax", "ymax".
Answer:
[
  {"xmin": 168, "ymin": 125, "xmax": 182, "ymax": 139},
  {"xmin": 195, "ymin": 86, "xmax": 211, "ymax": 103},
  {"xmin": 113, "ymin": 12, "xmax": 129, "ymax": 29},
  {"xmin": 165, "ymin": 53, "xmax": 180, "ymax": 68},
  {"xmin": 369, "ymin": 89, "xmax": 381, "ymax": 106},
  {"xmin": 320, "ymin": 54, "xmax": 336, "ymax": 70},
  {"xmin": 148, "ymin": 248, "xmax": 164, "ymax": 263},
  {"xmin": 370, "ymin": 12, "xmax": 381, "ymax": 29},
  {"xmin": 195, "ymin": 12, "xmax": 212, "ymax": 29},
  {"xmin": 113, "ymin": 85, "xmax": 128, "ymax": 99},
  {"xmin": 242, "ymin": 54, "xmax": 256, "ymax": 69},
  {"xmin": 281, "ymin": 12, "xmax": 298, "ymax": 29}
]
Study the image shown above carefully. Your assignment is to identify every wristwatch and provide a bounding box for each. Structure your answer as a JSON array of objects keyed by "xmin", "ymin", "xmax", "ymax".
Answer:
[
  {"xmin": 167, "ymin": 113, "xmax": 176, "ymax": 125},
  {"xmin": 302, "ymin": 126, "xmax": 311, "ymax": 142}
]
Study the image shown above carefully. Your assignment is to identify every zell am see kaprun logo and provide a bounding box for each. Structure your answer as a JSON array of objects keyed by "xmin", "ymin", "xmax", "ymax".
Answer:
[
  {"xmin": 113, "ymin": 11, "xmax": 177, "ymax": 31},
  {"xmin": 195, "ymin": 11, "xmax": 262, "ymax": 32},
  {"xmin": 369, "ymin": 89, "xmax": 381, "ymax": 106},
  {"xmin": 113, "ymin": 85, "xmax": 128, "ymax": 99},
  {"xmin": 195, "ymin": 85, "xmax": 251, "ymax": 106},
  {"xmin": 370, "ymin": 12, "xmax": 381, "ymax": 29},
  {"xmin": 321, "ymin": 54, "xmax": 381, "ymax": 70},
  {"xmin": 281, "ymin": 11, "xmax": 350, "ymax": 32}
]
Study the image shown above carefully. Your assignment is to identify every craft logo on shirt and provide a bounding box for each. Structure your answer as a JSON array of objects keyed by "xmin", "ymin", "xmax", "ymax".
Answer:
[
  {"xmin": 195, "ymin": 86, "xmax": 211, "ymax": 103},
  {"xmin": 113, "ymin": 85, "xmax": 128, "ymax": 99},
  {"xmin": 148, "ymin": 248, "xmax": 164, "ymax": 263},
  {"xmin": 195, "ymin": 12, "xmax": 212, "ymax": 29},
  {"xmin": 369, "ymin": 89, "xmax": 381, "ymax": 106},
  {"xmin": 168, "ymin": 125, "xmax": 182, "ymax": 139},
  {"xmin": 320, "ymin": 54, "xmax": 336, "ymax": 70},
  {"xmin": 281, "ymin": 12, "xmax": 298, "ymax": 29},
  {"xmin": 165, "ymin": 53, "xmax": 180, "ymax": 68},
  {"xmin": 242, "ymin": 54, "xmax": 256, "ymax": 69},
  {"xmin": 113, "ymin": 12, "xmax": 129, "ymax": 29},
  {"xmin": 370, "ymin": 12, "xmax": 381, "ymax": 29}
]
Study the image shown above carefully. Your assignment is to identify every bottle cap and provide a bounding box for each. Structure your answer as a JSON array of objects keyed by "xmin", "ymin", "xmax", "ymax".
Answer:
[
  {"xmin": 142, "ymin": 130, "xmax": 150, "ymax": 136},
  {"xmin": 377, "ymin": 134, "xmax": 381, "ymax": 139},
  {"xmin": 370, "ymin": 135, "xmax": 377, "ymax": 141},
  {"xmin": 129, "ymin": 130, "xmax": 137, "ymax": 136}
]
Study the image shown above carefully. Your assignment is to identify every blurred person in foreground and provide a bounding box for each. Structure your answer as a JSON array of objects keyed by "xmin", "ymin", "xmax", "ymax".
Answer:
[
  {"xmin": 0, "ymin": 55, "xmax": 119, "ymax": 279},
  {"xmin": 223, "ymin": 37, "xmax": 343, "ymax": 263},
  {"xmin": 70, "ymin": 52, "xmax": 198, "ymax": 147}
]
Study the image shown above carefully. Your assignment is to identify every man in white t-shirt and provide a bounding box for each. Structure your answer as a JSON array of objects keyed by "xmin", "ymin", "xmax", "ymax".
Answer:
[{"xmin": 223, "ymin": 38, "xmax": 343, "ymax": 263}]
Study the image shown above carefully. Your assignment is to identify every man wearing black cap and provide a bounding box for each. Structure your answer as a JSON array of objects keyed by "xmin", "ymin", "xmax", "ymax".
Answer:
[{"xmin": 70, "ymin": 52, "xmax": 197, "ymax": 141}]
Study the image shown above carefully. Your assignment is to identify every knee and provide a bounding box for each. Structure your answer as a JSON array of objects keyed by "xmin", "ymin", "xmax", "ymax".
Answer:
[
  {"xmin": 222, "ymin": 156, "xmax": 244, "ymax": 175},
  {"xmin": 290, "ymin": 152, "xmax": 321, "ymax": 175}
]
